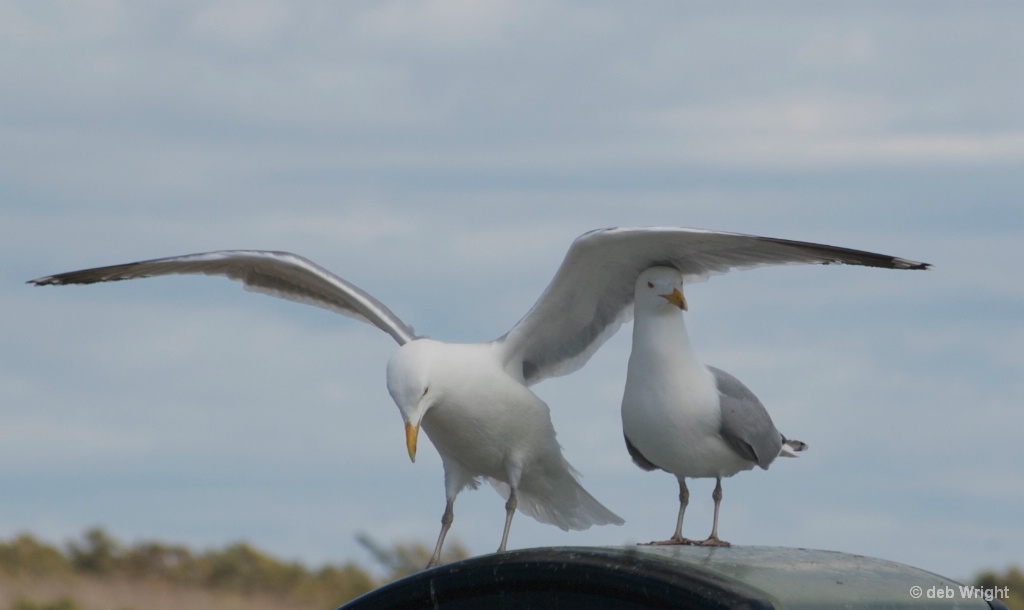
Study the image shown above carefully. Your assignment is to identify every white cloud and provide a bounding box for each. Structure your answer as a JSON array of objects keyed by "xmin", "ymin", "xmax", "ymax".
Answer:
[
  {"xmin": 0, "ymin": 0, "xmax": 126, "ymax": 45},
  {"xmin": 189, "ymin": 0, "xmax": 291, "ymax": 50},
  {"xmin": 353, "ymin": 0, "xmax": 519, "ymax": 52},
  {"xmin": 650, "ymin": 96, "xmax": 895, "ymax": 136},
  {"xmin": 634, "ymin": 95, "xmax": 1024, "ymax": 169},
  {"xmin": 797, "ymin": 27, "xmax": 876, "ymax": 65}
]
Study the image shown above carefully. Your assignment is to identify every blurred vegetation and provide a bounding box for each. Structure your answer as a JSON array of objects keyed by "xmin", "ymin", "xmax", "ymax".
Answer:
[
  {"xmin": 5, "ymin": 528, "xmax": 1016, "ymax": 609},
  {"xmin": 9, "ymin": 600, "xmax": 81, "ymax": 610},
  {"xmin": 355, "ymin": 532, "xmax": 468, "ymax": 580},
  {"xmin": 0, "ymin": 528, "xmax": 468, "ymax": 610},
  {"xmin": 974, "ymin": 565, "xmax": 1023, "ymax": 610}
]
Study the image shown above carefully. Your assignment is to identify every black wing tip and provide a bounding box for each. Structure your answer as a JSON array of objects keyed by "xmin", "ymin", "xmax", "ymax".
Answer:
[
  {"xmin": 873, "ymin": 257, "xmax": 931, "ymax": 271},
  {"xmin": 897, "ymin": 259, "xmax": 931, "ymax": 271},
  {"xmin": 758, "ymin": 235, "xmax": 931, "ymax": 271},
  {"xmin": 28, "ymin": 259, "xmax": 166, "ymax": 287},
  {"xmin": 27, "ymin": 275, "xmax": 77, "ymax": 286},
  {"xmin": 783, "ymin": 437, "xmax": 809, "ymax": 452},
  {"xmin": 836, "ymin": 256, "xmax": 928, "ymax": 270},
  {"xmin": 28, "ymin": 271, "xmax": 125, "ymax": 286}
]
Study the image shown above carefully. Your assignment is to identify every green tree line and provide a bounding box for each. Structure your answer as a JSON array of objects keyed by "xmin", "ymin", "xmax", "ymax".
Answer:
[
  {"xmin": 974, "ymin": 566, "xmax": 1024, "ymax": 610},
  {"xmin": 0, "ymin": 528, "xmax": 467, "ymax": 610}
]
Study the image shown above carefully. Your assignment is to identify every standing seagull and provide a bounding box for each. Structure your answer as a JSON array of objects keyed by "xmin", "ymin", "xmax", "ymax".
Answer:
[
  {"xmin": 624, "ymin": 267, "xmax": 808, "ymax": 547},
  {"xmin": 622, "ymin": 261, "xmax": 921, "ymax": 547},
  {"xmin": 29, "ymin": 227, "xmax": 927, "ymax": 565}
]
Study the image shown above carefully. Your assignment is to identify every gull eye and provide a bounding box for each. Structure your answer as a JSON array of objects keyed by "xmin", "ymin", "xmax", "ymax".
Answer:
[
  {"xmin": 647, "ymin": 281, "xmax": 654, "ymax": 289},
  {"xmin": 422, "ymin": 387, "xmax": 429, "ymax": 397}
]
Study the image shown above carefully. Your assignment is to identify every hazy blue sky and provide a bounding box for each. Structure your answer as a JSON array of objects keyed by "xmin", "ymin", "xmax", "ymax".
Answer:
[{"xmin": 2, "ymin": 0, "xmax": 1021, "ymax": 581}]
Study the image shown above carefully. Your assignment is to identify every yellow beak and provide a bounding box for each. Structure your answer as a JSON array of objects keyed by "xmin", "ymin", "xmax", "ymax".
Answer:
[
  {"xmin": 405, "ymin": 421, "xmax": 420, "ymax": 463},
  {"xmin": 660, "ymin": 288, "xmax": 688, "ymax": 311}
]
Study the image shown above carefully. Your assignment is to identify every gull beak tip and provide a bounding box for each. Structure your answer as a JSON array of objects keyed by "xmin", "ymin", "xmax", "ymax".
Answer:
[
  {"xmin": 661, "ymin": 288, "xmax": 688, "ymax": 311},
  {"xmin": 405, "ymin": 421, "xmax": 419, "ymax": 463}
]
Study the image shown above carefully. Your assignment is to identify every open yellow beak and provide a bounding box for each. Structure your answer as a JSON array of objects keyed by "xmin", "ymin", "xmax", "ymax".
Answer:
[
  {"xmin": 660, "ymin": 288, "xmax": 688, "ymax": 311},
  {"xmin": 405, "ymin": 421, "xmax": 420, "ymax": 463}
]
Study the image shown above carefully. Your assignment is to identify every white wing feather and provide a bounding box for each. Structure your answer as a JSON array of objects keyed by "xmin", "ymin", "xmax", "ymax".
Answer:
[
  {"xmin": 29, "ymin": 250, "xmax": 418, "ymax": 346},
  {"xmin": 498, "ymin": 226, "xmax": 928, "ymax": 385}
]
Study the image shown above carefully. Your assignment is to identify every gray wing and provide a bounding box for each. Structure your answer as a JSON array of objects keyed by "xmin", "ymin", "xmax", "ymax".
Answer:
[
  {"xmin": 499, "ymin": 226, "xmax": 929, "ymax": 385},
  {"xmin": 710, "ymin": 366, "xmax": 784, "ymax": 470},
  {"xmin": 29, "ymin": 250, "xmax": 418, "ymax": 346}
]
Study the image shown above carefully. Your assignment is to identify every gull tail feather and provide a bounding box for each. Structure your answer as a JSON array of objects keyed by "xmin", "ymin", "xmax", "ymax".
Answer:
[
  {"xmin": 488, "ymin": 463, "xmax": 623, "ymax": 531},
  {"xmin": 780, "ymin": 437, "xmax": 808, "ymax": 458}
]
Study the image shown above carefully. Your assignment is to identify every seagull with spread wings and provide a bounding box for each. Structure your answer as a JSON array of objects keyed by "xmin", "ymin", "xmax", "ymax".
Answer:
[{"xmin": 30, "ymin": 226, "xmax": 928, "ymax": 566}]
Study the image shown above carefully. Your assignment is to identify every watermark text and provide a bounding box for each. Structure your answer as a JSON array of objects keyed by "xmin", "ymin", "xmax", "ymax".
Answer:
[{"xmin": 908, "ymin": 584, "xmax": 1010, "ymax": 601}]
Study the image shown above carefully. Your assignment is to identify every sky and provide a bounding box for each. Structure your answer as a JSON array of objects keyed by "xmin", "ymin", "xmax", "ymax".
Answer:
[{"xmin": 1, "ymin": 0, "xmax": 1021, "ymax": 583}]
